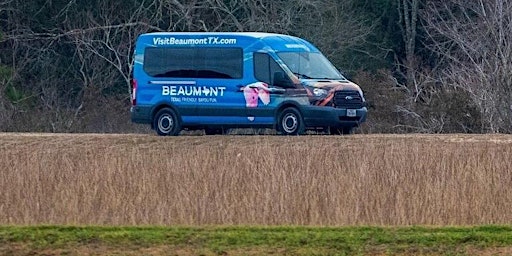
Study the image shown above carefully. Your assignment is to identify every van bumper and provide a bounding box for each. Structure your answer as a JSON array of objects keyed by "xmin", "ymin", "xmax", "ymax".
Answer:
[
  {"xmin": 302, "ymin": 105, "xmax": 367, "ymax": 128},
  {"xmin": 130, "ymin": 106, "xmax": 152, "ymax": 124}
]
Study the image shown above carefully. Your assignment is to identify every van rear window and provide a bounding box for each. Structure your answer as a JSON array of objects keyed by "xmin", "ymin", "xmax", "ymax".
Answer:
[{"xmin": 143, "ymin": 47, "xmax": 242, "ymax": 79}]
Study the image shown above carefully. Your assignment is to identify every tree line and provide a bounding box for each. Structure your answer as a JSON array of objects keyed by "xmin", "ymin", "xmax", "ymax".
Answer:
[{"xmin": 0, "ymin": 0, "xmax": 510, "ymax": 133}]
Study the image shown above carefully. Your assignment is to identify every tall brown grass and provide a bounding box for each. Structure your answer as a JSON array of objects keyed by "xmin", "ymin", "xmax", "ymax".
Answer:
[{"xmin": 1, "ymin": 133, "xmax": 511, "ymax": 226}]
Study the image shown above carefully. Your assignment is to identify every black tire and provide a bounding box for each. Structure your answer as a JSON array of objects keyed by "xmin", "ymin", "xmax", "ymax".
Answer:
[
  {"xmin": 153, "ymin": 108, "xmax": 181, "ymax": 136},
  {"xmin": 277, "ymin": 107, "xmax": 305, "ymax": 135},
  {"xmin": 329, "ymin": 126, "xmax": 353, "ymax": 135}
]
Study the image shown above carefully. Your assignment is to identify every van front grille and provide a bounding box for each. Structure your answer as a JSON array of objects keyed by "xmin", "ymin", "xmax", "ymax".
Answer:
[{"xmin": 333, "ymin": 90, "xmax": 364, "ymax": 109}]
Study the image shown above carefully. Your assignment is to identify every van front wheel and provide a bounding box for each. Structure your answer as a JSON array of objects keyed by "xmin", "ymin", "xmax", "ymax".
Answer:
[
  {"xmin": 154, "ymin": 108, "xmax": 181, "ymax": 136},
  {"xmin": 277, "ymin": 107, "xmax": 305, "ymax": 135}
]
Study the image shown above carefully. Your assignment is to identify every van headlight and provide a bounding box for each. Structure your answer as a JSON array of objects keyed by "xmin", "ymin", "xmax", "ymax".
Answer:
[{"xmin": 313, "ymin": 88, "xmax": 328, "ymax": 97}]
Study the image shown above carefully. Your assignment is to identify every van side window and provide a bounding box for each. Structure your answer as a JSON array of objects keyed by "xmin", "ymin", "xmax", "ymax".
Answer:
[
  {"xmin": 254, "ymin": 52, "xmax": 293, "ymax": 88},
  {"xmin": 144, "ymin": 47, "xmax": 242, "ymax": 79}
]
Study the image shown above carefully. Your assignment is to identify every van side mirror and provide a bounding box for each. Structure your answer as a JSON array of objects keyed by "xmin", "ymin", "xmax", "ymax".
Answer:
[{"xmin": 272, "ymin": 72, "xmax": 293, "ymax": 88}]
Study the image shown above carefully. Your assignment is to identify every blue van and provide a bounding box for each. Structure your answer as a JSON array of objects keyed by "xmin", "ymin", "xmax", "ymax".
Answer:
[{"xmin": 130, "ymin": 32, "xmax": 367, "ymax": 135}]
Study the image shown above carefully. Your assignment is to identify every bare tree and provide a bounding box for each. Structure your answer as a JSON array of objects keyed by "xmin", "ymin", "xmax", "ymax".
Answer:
[
  {"xmin": 0, "ymin": 0, "xmax": 13, "ymax": 129},
  {"xmin": 423, "ymin": 0, "xmax": 512, "ymax": 133},
  {"xmin": 292, "ymin": 0, "xmax": 372, "ymax": 63},
  {"xmin": 398, "ymin": 0, "xmax": 419, "ymax": 90}
]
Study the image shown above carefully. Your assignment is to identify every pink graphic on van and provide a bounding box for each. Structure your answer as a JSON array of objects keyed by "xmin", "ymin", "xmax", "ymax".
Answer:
[{"xmin": 241, "ymin": 82, "xmax": 270, "ymax": 108}]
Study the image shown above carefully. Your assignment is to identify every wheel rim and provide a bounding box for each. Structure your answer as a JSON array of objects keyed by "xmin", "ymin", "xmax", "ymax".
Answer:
[
  {"xmin": 158, "ymin": 114, "xmax": 174, "ymax": 133},
  {"xmin": 282, "ymin": 113, "xmax": 298, "ymax": 133}
]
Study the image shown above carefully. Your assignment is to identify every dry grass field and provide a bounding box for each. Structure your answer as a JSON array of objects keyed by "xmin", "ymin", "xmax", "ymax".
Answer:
[{"xmin": 0, "ymin": 133, "xmax": 511, "ymax": 226}]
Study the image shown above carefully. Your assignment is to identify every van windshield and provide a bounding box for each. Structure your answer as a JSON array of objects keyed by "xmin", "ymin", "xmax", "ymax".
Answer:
[{"xmin": 277, "ymin": 52, "xmax": 345, "ymax": 80}]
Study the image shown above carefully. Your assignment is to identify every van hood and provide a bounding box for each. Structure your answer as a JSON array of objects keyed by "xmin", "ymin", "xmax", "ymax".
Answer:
[{"xmin": 301, "ymin": 79, "xmax": 364, "ymax": 106}]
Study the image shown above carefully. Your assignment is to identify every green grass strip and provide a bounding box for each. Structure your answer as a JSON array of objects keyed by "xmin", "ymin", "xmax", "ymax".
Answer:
[{"xmin": 1, "ymin": 225, "xmax": 512, "ymax": 255}]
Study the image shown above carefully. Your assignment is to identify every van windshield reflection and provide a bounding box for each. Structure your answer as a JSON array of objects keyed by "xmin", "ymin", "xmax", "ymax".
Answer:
[{"xmin": 278, "ymin": 52, "xmax": 345, "ymax": 80}]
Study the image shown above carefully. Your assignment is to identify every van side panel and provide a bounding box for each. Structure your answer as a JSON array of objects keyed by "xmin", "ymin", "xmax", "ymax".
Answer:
[{"xmin": 132, "ymin": 33, "xmax": 312, "ymax": 128}]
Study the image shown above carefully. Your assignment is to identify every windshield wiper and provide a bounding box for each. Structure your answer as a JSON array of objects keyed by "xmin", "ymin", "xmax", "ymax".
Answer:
[
  {"xmin": 293, "ymin": 73, "xmax": 313, "ymax": 79},
  {"xmin": 314, "ymin": 77, "xmax": 345, "ymax": 80}
]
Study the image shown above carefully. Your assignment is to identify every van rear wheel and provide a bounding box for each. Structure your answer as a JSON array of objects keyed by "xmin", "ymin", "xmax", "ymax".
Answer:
[
  {"xmin": 277, "ymin": 107, "xmax": 305, "ymax": 135},
  {"xmin": 154, "ymin": 108, "xmax": 181, "ymax": 136}
]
